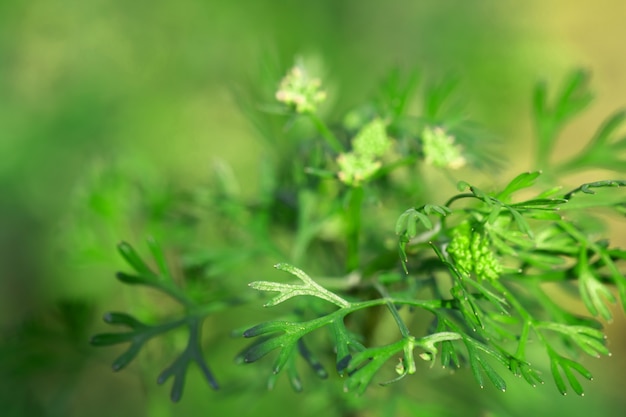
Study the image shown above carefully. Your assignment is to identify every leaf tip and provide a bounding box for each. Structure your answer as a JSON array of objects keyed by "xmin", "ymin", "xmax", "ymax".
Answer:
[
  {"xmin": 117, "ymin": 241, "xmax": 130, "ymax": 250},
  {"xmin": 337, "ymin": 354, "xmax": 352, "ymax": 372}
]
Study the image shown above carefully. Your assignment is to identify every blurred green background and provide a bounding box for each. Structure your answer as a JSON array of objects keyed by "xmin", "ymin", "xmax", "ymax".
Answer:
[{"xmin": 2, "ymin": 0, "xmax": 626, "ymax": 416}]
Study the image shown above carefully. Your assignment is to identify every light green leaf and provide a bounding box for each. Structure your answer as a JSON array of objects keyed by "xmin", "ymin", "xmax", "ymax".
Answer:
[{"xmin": 497, "ymin": 171, "xmax": 542, "ymax": 201}]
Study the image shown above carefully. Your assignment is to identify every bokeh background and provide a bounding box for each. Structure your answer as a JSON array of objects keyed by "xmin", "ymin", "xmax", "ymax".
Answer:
[{"xmin": 1, "ymin": 0, "xmax": 626, "ymax": 416}]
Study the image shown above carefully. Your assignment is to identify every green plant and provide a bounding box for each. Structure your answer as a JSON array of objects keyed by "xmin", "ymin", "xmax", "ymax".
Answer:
[{"xmin": 91, "ymin": 63, "xmax": 626, "ymax": 408}]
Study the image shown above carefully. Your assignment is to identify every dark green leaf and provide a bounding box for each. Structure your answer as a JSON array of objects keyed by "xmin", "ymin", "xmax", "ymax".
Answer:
[
  {"xmin": 112, "ymin": 343, "xmax": 143, "ymax": 371},
  {"xmin": 567, "ymin": 359, "xmax": 593, "ymax": 381},
  {"xmin": 242, "ymin": 336, "xmax": 287, "ymax": 363},
  {"xmin": 156, "ymin": 320, "xmax": 219, "ymax": 401},
  {"xmin": 286, "ymin": 356, "xmax": 303, "ymax": 392},
  {"xmin": 243, "ymin": 321, "xmax": 292, "ymax": 338},
  {"xmin": 562, "ymin": 365, "xmax": 584, "ymax": 396},
  {"xmin": 345, "ymin": 340, "xmax": 406, "ymax": 395},
  {"xmin": 331, "ymin": 319, "xmax": 364, "ymax": 374},
  {"xmin": 272, "ymin": 343, "xmax": 296, "ymax": 374},
  {"xmin": 115, "ymin": 272, "xmax": 152, "ymax": 285},
  {"xmin": 468, "ymin": 349, "xmax": 484, "ymax": 388},
  {"xmin": 480, "ymin": 358, "xmax": 507, "ymax": 392},
  {"xmin": 441, "ymin": 340, "xmax": 462, "ymax": 369},
  {"xmin": 508, "ymin": 208, "xmax": 533, "ymax": 238},
  {"xmin": 103, "ymin": 312, "xmax": 146, "ymax": 329},
  {"xmin": 90, "ymin": 332, "xmax": 135, "ymax": 346},
  {"xmin": 510, "ymin": 359, "xmax": 543, "ymax": 387},
  {"xmin": 117, "ymin": 241, "xmax": 154, "ymax": 277},
  {"xmin": 509, "ymin": 198, "xmax": 567, "ymax": 209},
  {"xmin": 550, "ymin": 359, "xmax": 567, "ymax": 395},
  {"xmin": 297, "ymin": 339, "xmax": 328, "ymax": 379}
]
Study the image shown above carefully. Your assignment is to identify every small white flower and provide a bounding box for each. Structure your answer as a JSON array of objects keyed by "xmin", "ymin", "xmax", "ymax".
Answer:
[
  {"xmin": 275, "ymin": 65, "xmax": 327, "ymax": 114},
  {"xmin": 421, "ymin": 126, "xmax": 466, "ymax": 169}
]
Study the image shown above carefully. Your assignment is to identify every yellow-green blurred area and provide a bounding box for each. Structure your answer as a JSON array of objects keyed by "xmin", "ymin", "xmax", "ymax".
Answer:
[{"xmin": 1, "ymin": 0, "xmax": 626, "ymax": 416}]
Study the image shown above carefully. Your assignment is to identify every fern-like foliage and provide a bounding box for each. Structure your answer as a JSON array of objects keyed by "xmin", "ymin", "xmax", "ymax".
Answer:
[
  {"xmin": 91, "ymin": 240, "xmax": 236, "ymax": 401},
  {"xmin": 92, "ymin": 65, "xmax": 626, "ymax": 402},
  {"xmin": 241, "ymin": 172, "xmax": 625, "ymax": 396}
]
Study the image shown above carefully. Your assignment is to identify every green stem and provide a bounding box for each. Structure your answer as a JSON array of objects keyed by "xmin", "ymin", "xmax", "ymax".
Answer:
[
  {"xmin": 490, "ymin": 280, "xmax": 551, "ymax": 352},
  {"xmin": 370, "ymin": 156, "xmax": 418, "ymax": 180},
  {"xmin": 375, "ymin": 283, "xmax": 411, "ymax": 338},
  {"xmin": 345, "ymin": 186, "xmax": 364, "ymax": 272},
  {"xmin": 516, "ymin": 319, "xmax": 531, "ymax": 358},
  {"xmin": 444, "ymin": 193, "xmax": 478, "ymax": 207},
  {"xmin": 151, "ymin": 281, "xmax": 196, "ymax": 309},
  {"xmin": 188, "ymin": 297, "xmax": 249, "ymax": 319},
  {"xmin": 308, "ymin": 112, "xmax": 344, "ymax": 153},
  {"xmin": 534, "ymin": 120, "xmax": 556, "ymax": 171},
  {"xmin": 304, "ymin": 297, "xmax": 448, "ymax": 330}
]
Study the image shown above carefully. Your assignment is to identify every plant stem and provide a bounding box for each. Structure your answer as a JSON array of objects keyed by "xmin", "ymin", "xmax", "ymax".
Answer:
[
  {"xmin": 534, "ymin": 120, "xmax": 554, "ymax": 171},
  {"xmin": 345, "ymin": 186, "xmax": 364, "ymax": 272},
  {"xmin": 308, "ymin": 112, "xmax": 344, "ymax": 153},
  {"xmin": 444, "ymin": 193, "xmax": 477, "ymax": 207},
  {"xmin": 370, "ymin": 155, "xmax": 418, "ymax": 180},
  {"xmin": 375, "ymin": 283, "xmax": 411, "ymax": 338},
  {"xmin": 490, "ymin": 280, "xmax": 552, "ymax": 353}
]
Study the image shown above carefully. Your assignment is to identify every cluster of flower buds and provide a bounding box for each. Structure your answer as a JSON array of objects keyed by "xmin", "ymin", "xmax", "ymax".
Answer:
[
  {"xmin": 275, "ymin": 65, "xmax": 327, "ymax": 114},
  {"xmin": 422, "ymin": 126, "xmax": 466, "ymax": 169},
  {"xmin": 447, "ymin": 221, "xmax": 502, "ymax": 281},
  {"xmin": 337, "ymin": 119, "xmax": 390, "ymax": 186}
]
